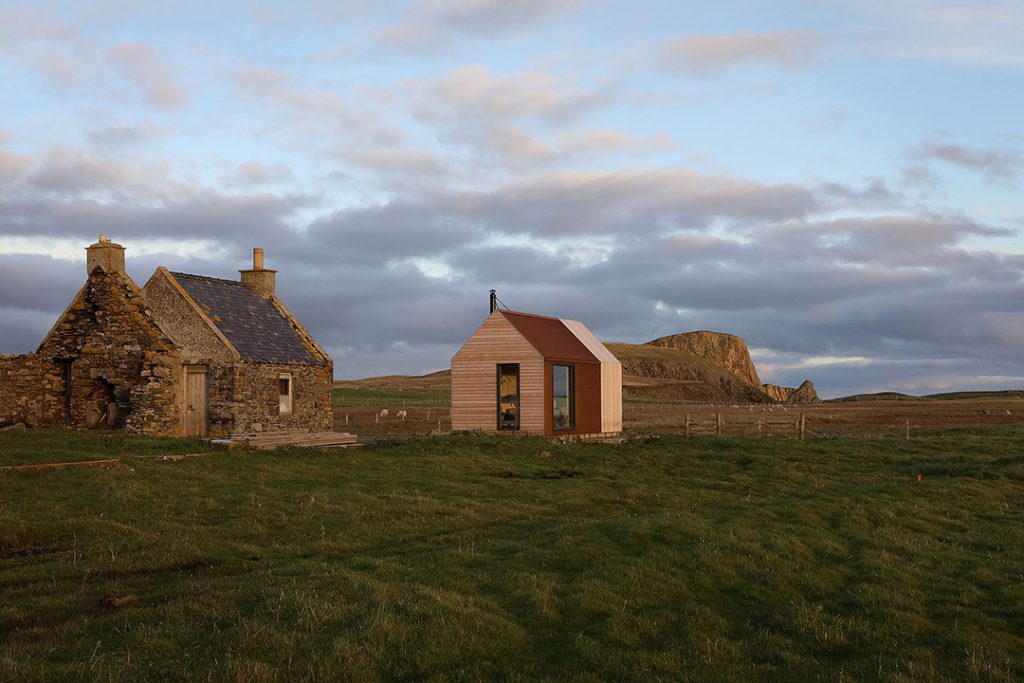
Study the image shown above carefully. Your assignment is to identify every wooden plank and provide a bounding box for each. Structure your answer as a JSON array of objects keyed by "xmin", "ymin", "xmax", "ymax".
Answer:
[
  {"xmin": 0, "ymin": 459, "xmax": 120, "ymax": 473},
  {"xmin": 184, "ymin": 366, "xmax": 208, "ymax": 437}
]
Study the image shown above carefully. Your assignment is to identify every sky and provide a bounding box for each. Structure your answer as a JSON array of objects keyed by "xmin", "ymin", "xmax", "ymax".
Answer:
[{"xmin": 1, "ymin": 0, "xmax": 1023, "ymax": 398}]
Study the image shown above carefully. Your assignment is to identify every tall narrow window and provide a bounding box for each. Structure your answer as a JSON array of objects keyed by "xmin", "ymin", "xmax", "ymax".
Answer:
[
  {"xmin": 279, "ymin": 374, "xmax": 293, "ymax": 415},
  {"xmin": 497, "ymin": 364, "xmax": 520, "ymax": 430},
  {"xmin": 552, "ymin": 364, "xmax": 575, "ymax": 430}
]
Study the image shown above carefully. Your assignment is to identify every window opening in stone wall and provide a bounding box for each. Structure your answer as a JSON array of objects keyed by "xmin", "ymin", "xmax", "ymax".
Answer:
[
  {"xmin": 279, "ymin": 374, "xmax": 293, "ymax": 415},
  {"xmin": 85, "ymin": 377, "xmax": 118, "ymax": 429},
  {"xmin": 553, "ymin": 364, "xmax": 575, "ymax": 430}
]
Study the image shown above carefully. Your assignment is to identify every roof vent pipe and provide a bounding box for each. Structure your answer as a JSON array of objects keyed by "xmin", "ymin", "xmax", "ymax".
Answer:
[{"xmin": 490, "ymin": 289, "xmax": 497, "ymax": 314}]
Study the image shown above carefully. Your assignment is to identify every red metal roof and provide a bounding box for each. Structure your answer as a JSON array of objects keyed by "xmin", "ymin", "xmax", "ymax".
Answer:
[{"xmin": 500, "ymin": 310, "xmax": 598, "ymax": 362}]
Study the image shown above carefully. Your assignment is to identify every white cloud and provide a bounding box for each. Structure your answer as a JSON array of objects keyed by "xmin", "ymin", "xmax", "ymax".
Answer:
[{"xmin": 662, "ymin": 29, "xmax": 825, "ymax": 75}]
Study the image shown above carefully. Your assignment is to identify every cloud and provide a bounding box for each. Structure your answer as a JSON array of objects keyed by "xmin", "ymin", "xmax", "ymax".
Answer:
[
  {"xmin": 412, "ymin": 65, "xmax": 610, "ymax": 126},
  {"xmin": 231, "ymin": 67, "xmax": 406, "ymax": 148},
  {"xmin": 850, "ymin": 1, "xmax": 1024, "ymax": 68},
  {"xmin": 378, "ymin": 0, "xmax": 579, "ymax": 51},
  {"xmin": 909, "ymin": 137, "xmax": 1023, "ymax": 182},
  {"xmin": 226, "ymin": 161, "xmax": 294, "ymax": 187},
  {"xmin": 106, "ymin": 43, "xmax": 185, "ymax": 110},
  {"xmin": 86, "ymin": 121, "xmax": 166, "ymax": 149},
  {"xmin": 0, "ymin": 151, "xmax": 30, "ymax": 182},
  {"xmin": 661, "ymin": 29, "xmax": 825, "ymax": 75}
]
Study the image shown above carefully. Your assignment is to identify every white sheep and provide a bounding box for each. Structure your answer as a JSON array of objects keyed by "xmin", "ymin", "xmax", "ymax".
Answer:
[{"xmin": 396, "ymin": 410, "xmax": 408, "ymax": 421}]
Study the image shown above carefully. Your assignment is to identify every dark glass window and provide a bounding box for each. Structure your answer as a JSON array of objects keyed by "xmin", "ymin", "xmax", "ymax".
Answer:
[
  {"xmin": 497, "ymin": 364, "xmax": 520, "ymax": 430},
  {"xmin": 552, "ymin": 364, "xmax": 575, "ymax": 430}
]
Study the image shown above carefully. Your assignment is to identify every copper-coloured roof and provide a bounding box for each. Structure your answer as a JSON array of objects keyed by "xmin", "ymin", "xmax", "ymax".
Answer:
[{"xmin": 500, "ymin": 310, "xmax": 599, "ymax": 363}]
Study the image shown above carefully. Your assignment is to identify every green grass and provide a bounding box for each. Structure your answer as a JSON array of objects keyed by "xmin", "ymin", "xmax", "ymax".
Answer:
[
  {"xmin": 0, "ymin": 430, "xmax": 223, "ymax": 466},
  {"xmin": 332, "ymin": 386, "xmax": 450, "ymax": 408},
  {"xmin": 2, "ymin": 428, "xmax": 1024, "ymax": 681}
]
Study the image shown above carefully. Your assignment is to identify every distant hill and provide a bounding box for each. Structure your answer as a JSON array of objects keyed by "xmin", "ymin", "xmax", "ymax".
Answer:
[
  {"xmin": 830, "ymin": 390, "xmax": 1024, "ymax": 403},
  {"xmin": 337, "ymin": 330, "xmax": 825, "ymax": 405}
]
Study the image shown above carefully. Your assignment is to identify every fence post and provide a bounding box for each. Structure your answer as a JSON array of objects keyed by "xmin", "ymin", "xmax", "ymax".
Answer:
[
  {"xmin": 345, "ymin": 413, "xmax": 349, "ymax": 426},
  {"xmin": 799, "ymin": 413, "xmax": 806, "ymax": 441},
  {"xmin": 685, "ymin": 413, "xmax": 690, "ymax": 437},
  {"xmin": 906, "ymin": 420, "xmax": 910, "ymax": 439},
  {"xmin": 716, "ymin": 413, "xmax": 723, "ymax": 436},
  {"xmin": 758, "ymin": 419, "xmax": 763, "ymax": 438}
]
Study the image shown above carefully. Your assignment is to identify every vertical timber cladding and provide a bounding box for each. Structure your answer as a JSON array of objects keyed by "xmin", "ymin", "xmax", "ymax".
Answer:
[
  {"xmin": 451, "ymin": 312, "xmax": 545, "ymax": 433},
  {"xmin": 600, "ymin": 362, "xmax": 623, "ymax": 433},
  {"xmin": 543, "ymin": 360, "xmax": 602, "ymax": 436}
]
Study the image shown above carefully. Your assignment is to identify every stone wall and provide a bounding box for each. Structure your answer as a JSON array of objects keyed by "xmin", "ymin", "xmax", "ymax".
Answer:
[
  {"xmin": 35, "ymin": 270, "xmax": 184, "ymax": 435},
  {"xmin": 142, "ymin": 269, "xmax": 236, "ymax": 363},
  {"xmin": 0, "ymin": 354, "xmax": 63, "ymax": 427},
  {"xmin": 231, "ymin": 362, "xmax": 334, "ymax": 434}
]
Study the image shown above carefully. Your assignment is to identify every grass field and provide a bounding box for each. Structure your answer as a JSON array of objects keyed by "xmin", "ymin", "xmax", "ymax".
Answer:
[{"xmin": 2, "ymin": 428, "xmax": 1024, "ymax": 681}]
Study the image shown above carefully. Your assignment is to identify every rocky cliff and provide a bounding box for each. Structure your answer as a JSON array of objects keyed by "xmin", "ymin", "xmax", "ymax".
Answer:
[
  {"xmin": 646, "ymin": 331, "xmax": 761, "ymax": 386},
  {"xmin": 607, "ymin": 343, "xmax": 773, "ymax": 404},
  {"xmin": 762, "ymin": 380, "xmax": 820, "ymax": 404}
]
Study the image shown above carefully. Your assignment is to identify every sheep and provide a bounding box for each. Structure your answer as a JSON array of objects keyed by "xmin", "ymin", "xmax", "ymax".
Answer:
[{"xmin": 396, "ymin": 410, "xmax": 408, "ymax": 421}]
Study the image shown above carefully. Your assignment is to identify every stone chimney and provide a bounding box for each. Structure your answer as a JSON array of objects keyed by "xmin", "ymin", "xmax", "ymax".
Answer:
[
  {"xmin": 239, "ymin": 247, "xmax": 277, "ymax": 298},
  {"xmin": 86, "ymin": 234, "xmax": 126, "ymax": 274}
]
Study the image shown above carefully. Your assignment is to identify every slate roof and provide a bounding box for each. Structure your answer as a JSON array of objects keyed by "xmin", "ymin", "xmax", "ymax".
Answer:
[{"xmin": 171, "ymin": 272, "xmax": 323, "ymax": 365}]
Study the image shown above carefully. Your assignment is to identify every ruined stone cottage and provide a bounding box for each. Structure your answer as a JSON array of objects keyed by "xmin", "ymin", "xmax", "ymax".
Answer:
[{"xmin": 0, "ymin": 237, "xmax": 333, "ymax": 437}]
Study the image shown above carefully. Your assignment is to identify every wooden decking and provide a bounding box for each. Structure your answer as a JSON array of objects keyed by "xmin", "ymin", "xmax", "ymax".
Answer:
[{"xmin": 224, "ymin": 430, "xmax": 360, "ymax": 450}]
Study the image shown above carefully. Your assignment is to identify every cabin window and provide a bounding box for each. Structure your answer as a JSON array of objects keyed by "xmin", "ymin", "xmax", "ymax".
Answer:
[
  {"xmin": 552, "ymin": 364, "xmax": 575, "ymax": 430},
  {"xmin": 497, "ymin": 364, "xmax": 520, "ymax": 430},
  {"xmin": 279, "ymin": 373, "xmax": 293, "ymax": 415}
]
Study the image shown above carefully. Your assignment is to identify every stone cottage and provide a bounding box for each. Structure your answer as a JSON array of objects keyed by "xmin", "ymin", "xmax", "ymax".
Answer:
[{"xmin": 0, "ymin": 236, "xmax": 333, "ymax": 437}]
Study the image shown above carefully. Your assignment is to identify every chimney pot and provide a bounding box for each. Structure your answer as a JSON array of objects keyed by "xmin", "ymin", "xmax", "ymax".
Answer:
[
  {"xmin": 240, "ymin": 247, "xmax": 276, "ymax": 297},
  {"xmin": 86, "ymin": 234, "xmax": 125, "ymax": 275}
]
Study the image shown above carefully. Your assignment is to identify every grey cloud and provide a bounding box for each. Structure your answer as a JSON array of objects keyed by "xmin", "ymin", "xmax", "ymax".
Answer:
[
  {"xmin": 662, "ymin": 29, "xmax": 825, "ymax": 76},
  {"xmin": 0, "ymin": 192, "xmax": 307, "ymax": 245},
  {"xmin": 817, "ymin": 177, "xmax": 901, "ymax": 209},
  {"xmin": 909, "ymin": 137, "xmax": 1023, "ymax": 181},
  {"xmin": 225, "ymin": 161, "xmax": 295, "ymax": 187},
  {"xmin": 87, "ymin": 121, "xmax": 167, "ymax": 148},
  {"xmin": 2, "ymin": 142, "xmax": 1022, "ymax": 396},
  {"xmin": 378, "ymin": 0, "xmax": 579, "ymax": 51}
]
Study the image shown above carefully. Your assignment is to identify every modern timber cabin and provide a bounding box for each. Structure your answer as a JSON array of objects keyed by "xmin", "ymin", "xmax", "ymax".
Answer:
[{"xmin": 451, "ymin": 292, "xmax": 622, "ymax": 437}]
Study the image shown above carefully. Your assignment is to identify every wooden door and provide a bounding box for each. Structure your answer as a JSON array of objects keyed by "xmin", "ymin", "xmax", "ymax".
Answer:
[{"xmin": 184, "ymin": 367, "xmax": 208, "ymax": 437}]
